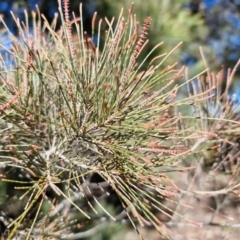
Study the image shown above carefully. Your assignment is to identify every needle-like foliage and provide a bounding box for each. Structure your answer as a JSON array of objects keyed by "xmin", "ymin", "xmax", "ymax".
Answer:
[
  {"xmin": 185, "ymin": 49, "xmax": 240, "ymax": 194},
  {"xmin": 0, "ymin": 1, "xmax": 215, "ymax": 239}
]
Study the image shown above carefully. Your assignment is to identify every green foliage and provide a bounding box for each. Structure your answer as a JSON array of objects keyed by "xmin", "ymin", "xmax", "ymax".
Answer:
[
  {"xmin": 0, "ymin": 1, "xmax": 240, "ymax": 240},
  {"xmin": 0, "ymin": 1, "xmax": 200, "ymax": 239}
]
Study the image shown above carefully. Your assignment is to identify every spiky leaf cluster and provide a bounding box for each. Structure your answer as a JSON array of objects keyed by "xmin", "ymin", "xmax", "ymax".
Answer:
[
  {"xmin": 0, "ymin": 1, "xmax": 213, "ymax": 239},
  {"xmin": 186, "ymin": 55, "xmax": 240, "ymax": 169}
]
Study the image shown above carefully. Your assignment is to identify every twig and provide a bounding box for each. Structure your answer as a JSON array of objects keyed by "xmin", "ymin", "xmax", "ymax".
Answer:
[{"xmin": 166, "ymin": 221, "xmax": 240, "ymax": 229}]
